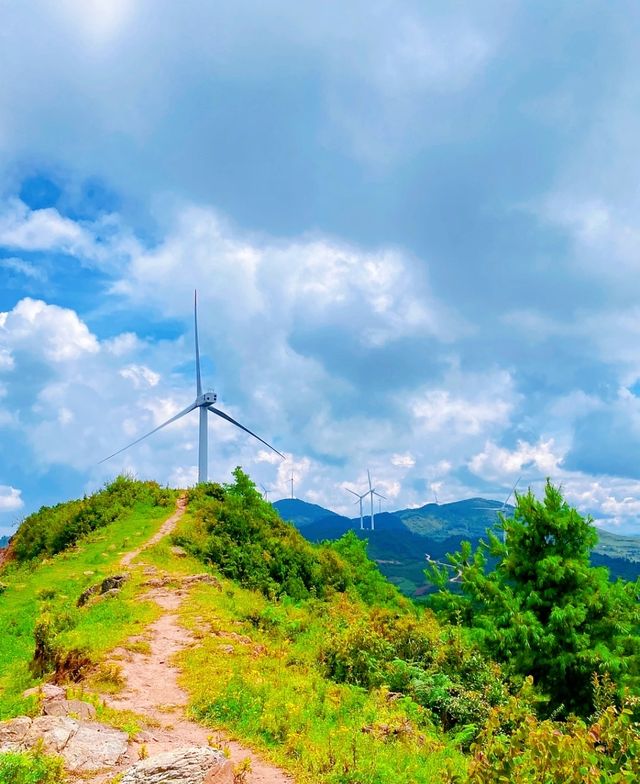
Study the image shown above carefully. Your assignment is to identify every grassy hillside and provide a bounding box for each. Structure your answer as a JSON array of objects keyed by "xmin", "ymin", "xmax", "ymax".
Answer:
[
  {"xmin": 0, "ymin": 477, "xmax": 177, "ymax": 719},
  {"xmin": 3, "ymin": 472, "xmax": 640, "ymax": 783}
]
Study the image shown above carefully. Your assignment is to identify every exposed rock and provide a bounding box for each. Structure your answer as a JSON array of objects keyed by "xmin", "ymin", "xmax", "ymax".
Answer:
[
  {"xmin": 77, "ymin": 584, "xmax": 100, "ymax": 607},
  {"xmin": 171, "ymin": 546, "xmax": 188, "ymax": 558},
  {"xmin": 102, "ymin": 574, "xmax": 128, "ymax": 592},
  {"xmin": 0, "ymin": 715, "xmax": 128, "ymax": 771},
  {"xmin": 121, "ymin": 746, "xmax": 233, "ymax": 784},
  {"xmin": 0, "ymin": 715, "xmax": 31, "ymax": 748},
  {"xmin": 78, "ymin": 573, "xmax": 128, "ymax": 607},
  {"xmin": 43, "ymin": 698, "xmax": 97, "ymax": 721},
  {"xmin": 23, "ymin": 683, "xmax": 66, "ymax": 701},
  {"xmin": 181, "ymin": 574, "xmax": 220, "ymax": 589}
]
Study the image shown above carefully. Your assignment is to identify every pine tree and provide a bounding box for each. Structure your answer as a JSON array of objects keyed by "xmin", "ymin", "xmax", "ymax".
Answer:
[{"xmin": 427, "ymin": 481, "xmax": 640, "ymax": 715}]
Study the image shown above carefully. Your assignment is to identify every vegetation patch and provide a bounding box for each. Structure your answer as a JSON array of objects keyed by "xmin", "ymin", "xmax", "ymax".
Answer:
[
  {"xmin": 0, "ymin": 748, "xmax": 66, "ymax": 784},
  {"xmin": 0, "ymin": 478, "xmax": 175, "ymax": 718}
]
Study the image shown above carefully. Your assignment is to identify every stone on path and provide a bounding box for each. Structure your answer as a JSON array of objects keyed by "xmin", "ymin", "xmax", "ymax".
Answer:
[
  {"xmin": 0, "ymin": 715, "xmax": 128, "ymax": 771},
  {"xmin": 121, "ymin": 746, "xmax": 234, "ymax": 784}
]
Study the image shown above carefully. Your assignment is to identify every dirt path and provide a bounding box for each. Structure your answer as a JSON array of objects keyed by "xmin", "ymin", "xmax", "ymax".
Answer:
[
  {"xmin": 120, "ymin": 495, "xmax": 188, "ymax": 568},
  {"xmin": 94, "ymin": 497, "xmax": 294, "ymax": 783}
]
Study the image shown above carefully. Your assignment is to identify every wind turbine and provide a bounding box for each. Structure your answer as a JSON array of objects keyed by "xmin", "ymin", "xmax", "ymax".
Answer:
[
  {"xmin": 261, "ymin": 484, "xmax": 274, "ymax": 502},
  {"xmin": 100, "ymin": 291, "xmax": 285, "ymax": 483},
  {"xmin": 473, "ymin": 477, "xmax": 521, "ymax": 544},
  {"xmin": 367, "ymin": 470, "xmax": 386, "ymax": 532},
  {"xmin": 345, "ymin": 487, "xmax": 368, "ymax": 530}
]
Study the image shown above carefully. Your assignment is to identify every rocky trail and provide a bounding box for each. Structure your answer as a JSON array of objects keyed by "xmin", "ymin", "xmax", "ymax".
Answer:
[
  {"xmin": 1, "ymin": 497, "xmax": 294, "ymax": 784},
  {"xmin": 96, "ymin": 495, "xmax": 294, "ymax": 783}
]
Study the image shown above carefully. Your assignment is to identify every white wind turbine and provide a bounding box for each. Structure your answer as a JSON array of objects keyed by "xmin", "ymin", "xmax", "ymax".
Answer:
[
  {"xmin": 345, "ymin": 487, "xmax": 369, "ymax": 530},
  {"xmin": 473, "ymin": 477, "xmax": 521, "ymax": 544},
  {"xmin": 100, "ymin": 291, "xmax": 285, "ymax": 483},
  {"xmin": 367, "ymin": 469, "xmax": 386, "ymax": 532}
]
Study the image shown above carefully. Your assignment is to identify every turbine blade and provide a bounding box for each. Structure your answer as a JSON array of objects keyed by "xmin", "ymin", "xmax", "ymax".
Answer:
[
  {"xmin": 99, "ymin": 401, "xmax": 197, "ymax": 464},
  {"xmin": 208, "ymin": 405, "xmax": 285, "ymax": 459},
  {"xmin": 502, "ymin": 477, "xmax": 521, "ymax": 509},
  {"xmin": 367, "ymin": 469, "xmax": 372, "ymax": 491},
  {"xmin": 373, "ymin": 491, "xmax": 387, "ymax": 499},
  {"xmin": 194, "ymin": 290, "xmax": 202, "ymax": 397},
  {"xmin": 345, "ymin": 488, "xmax": 360, "ymax": 498}
]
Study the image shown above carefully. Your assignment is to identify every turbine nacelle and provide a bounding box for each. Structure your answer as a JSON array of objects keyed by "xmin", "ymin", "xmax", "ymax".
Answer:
[{"xmin": 197, "ymin": 392, "xmax": 217, "ymax": 406}]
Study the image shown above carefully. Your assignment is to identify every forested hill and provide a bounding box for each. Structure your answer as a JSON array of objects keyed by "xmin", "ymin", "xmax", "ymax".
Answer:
[{"xmin": 274, "ymin": 497, "xmax": 640, "ymax": 594}]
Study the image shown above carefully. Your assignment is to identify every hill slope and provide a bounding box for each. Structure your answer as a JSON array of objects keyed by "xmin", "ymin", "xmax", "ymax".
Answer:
[
  {"xmin": 3, "ymin": 473, "xmax": 640, "ymax": 783},
  {"xmin": 275, "ymin": 497, "xmax": 640, "ymax": 594}
]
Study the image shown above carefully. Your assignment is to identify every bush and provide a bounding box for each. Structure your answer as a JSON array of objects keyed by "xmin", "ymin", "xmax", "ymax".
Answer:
[
  {"xmin": 12, "ymin": 476, "xmax": 173, "ymax": 562},
  {"xmin": 180, "ymin": 468, "xmax": 403, "ymax": 605},
  {"xmin": 0, "ymin": 748, "xmax": 66, "ymax": 784},
  {"xmin": 464, "ymin": 684, "xmax": 640, "ymax": 784}
]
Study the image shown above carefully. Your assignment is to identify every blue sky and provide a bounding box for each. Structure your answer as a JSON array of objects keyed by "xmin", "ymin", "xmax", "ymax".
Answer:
[{"xmin": 2, "ymin": 1, "xmax": 640, "ymax": 534}]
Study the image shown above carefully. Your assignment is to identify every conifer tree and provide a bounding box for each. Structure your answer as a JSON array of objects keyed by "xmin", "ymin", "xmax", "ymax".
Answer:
[{"xmin": 427, "ymin": 481, "xmax": 640, "ymax": 715}]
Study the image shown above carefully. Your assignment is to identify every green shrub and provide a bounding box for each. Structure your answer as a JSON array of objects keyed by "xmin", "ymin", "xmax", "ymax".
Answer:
[
  {"xmin": 463, "ymin": 684, "xmax": 640, "ymax": 784},
  {"xmin": 0, "ymin": 748, "xmax": 66, "ymax": 784},
  {"xmin": 180, "ymin": 468, "xmax": 403, "ymax": 606},
  {"xmin": 428, "ymin": 481, "xmax": 640, "ymax": 717},
  {"xmin": 11, "ymin": 476, "xmax": 173, "ymax": 563}
]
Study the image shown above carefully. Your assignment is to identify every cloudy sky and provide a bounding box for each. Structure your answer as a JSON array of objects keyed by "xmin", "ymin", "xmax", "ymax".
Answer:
[{"xmin": 2, "ymin": 1, "xmax": 640, "ymax": 535}]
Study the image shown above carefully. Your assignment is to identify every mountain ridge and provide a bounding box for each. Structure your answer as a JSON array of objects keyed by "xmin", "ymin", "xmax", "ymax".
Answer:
[{"xmin": 274, "ymin": 497, "xmax": 640, "ymax": 594}]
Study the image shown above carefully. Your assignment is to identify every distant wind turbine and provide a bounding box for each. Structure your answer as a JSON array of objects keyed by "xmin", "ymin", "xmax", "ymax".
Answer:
[
  {"xmin": 473, "ymin": 477, "xmax": 521, "ymax": 544},
  {"xmin": 261, "ymin": 484, "xmax": 274, "ymax": 502},
  {"xmin": 100, "ymin": 291, "xmax": 285, "ymax": 483},
  {"xmin": 367, "ymin": 470, "xmax": 386, "ymax": 532},
  {"xmin": 345, "ymin": 487, "xmax": 369, "ymax": 530},
  {"xmin": 290, "ymin": 471, "xmax": 295, "ymax": 499}
]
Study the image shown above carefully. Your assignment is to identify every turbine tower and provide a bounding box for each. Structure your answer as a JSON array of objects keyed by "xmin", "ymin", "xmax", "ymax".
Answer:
[
  {"xmin": 345, "ymin": 487, "xmax": 368, "ymax": 530},
  {"xmin": 101, "ymin": 291, "xmax": 285, "ymax": 483},
  {"xmin": 367, "ymin": 469, "xmax": 386, "ymax": 532}
]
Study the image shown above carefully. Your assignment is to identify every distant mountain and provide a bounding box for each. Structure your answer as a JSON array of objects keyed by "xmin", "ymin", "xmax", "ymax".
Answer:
[
  {"xmin": 0, "ymin": 536, "xmax": 9, "ymax": 548},
  {"xmin": 274, "ymin": 496, "xmax": 640, "ymax": 596},
  {"xmin": 395, "ymin": 498, "xmax": 512, "ymax": 540},
  {"xmin": 273, "ymin": 499, "xmax": 339, "ymax": 528}
]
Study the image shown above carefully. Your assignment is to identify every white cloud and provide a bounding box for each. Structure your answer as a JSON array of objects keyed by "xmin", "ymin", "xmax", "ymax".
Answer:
[
  {"xmin": 0, "ymin": 298, "xmax": 99, "ymax": 361},
  {"xmin": 391, "ymin": 452, "xmax": 415, "ymax": 468},
  {"xmin": 119, "ymin": 364, "xmax": 160, "ymax": 389},
  {"xmin": 0, "ymin": 485, "xmax": 23, "ymax": 512},
  {"xmin": 469, "ymin": 438, "xmax": 562, "ymax": 482},
  {"xmin": 410, "ymin": 372, "xmax": 514, "ymax": 436},
  {"xmin": 0, "ymin": 199, "xmax": 94, "ymax": 254},
  {"xmin": 0, "ymin": 257, "xmax": 46, "ymax": 280}
]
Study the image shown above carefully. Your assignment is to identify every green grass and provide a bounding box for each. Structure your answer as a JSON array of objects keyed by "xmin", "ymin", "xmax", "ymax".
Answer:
[
  {"xmin": 0, "ymin": 748, "xmax": 66, "ymax": 784},
  {"xmin": 0, "ymin": 498, "xmax": 175, "ymax": 718},
  {"xmin": 175, "ymin": 580, "xmax": 467, "ymax": 784},
  {"xmin": 137, "ymin": 518, "xmax": 467, "ymax": 784}
]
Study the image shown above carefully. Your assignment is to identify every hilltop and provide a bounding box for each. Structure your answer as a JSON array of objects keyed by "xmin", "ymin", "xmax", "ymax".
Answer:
[
  {"xmin": 274, "ymin": 497, "xmax": 640, "ymax": 594},
  {"xmin": 3, "ymin": 473, "xmax": 640, "ymax": 784}
]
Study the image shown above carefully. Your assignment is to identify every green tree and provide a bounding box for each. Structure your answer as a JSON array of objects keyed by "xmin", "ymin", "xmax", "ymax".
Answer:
[{"xmin": 427, "ymin": 481, "xmax": 640, "ymax": 716}]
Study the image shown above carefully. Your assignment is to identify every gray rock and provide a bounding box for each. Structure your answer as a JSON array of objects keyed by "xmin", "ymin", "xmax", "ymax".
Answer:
[
  {"xmin": 43, "ymin": 698, "xmax": 97, "ymax": 721},
  {"xmin": 23, "ymin": 683, "xmax": 66, "ymax": 701},
  {"xmin": 121, "ymin": 746, "xmax": 233, "ymax": 784},
  {"xmin": 77, "ymin": 573, "xmax": 128, "ymax": 607},
  {"xmin": 0, "ymin": 716, "xmax": 31, "ymax": 749},
  {"xmin": 101, "ymin": 574, "xmax": 128, "ymax": 592},
  {"xmin": 0, "ymin": 715, "xmax": 128, "ymax": 771}
]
